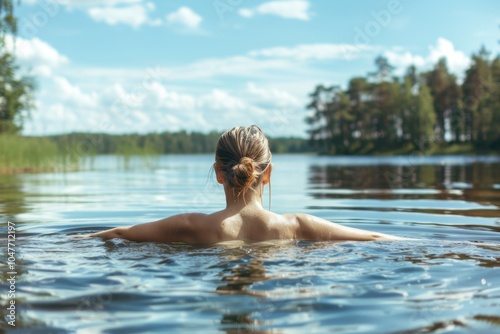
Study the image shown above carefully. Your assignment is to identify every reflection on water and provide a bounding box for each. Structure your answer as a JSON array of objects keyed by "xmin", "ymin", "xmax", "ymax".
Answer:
[
  {"xmin": 306, "ymin": 157, "xmax": 500, "ymax": 242},
  {"xmin": 0, "ymin": 155, "xmax": 499, "ymax": 333},
  {"xmin": 215, "ymin": 244, "xmax": 284, "ymax": 334},
  {"xmin": 0, "ymin": 174, "xmax": 28, "ymax": 222},
  {"xmin": 308, "ymin": 159, "xmax": 500, "ymax": 203}
]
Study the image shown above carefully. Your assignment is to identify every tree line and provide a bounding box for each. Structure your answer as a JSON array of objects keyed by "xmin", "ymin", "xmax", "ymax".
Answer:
[
  {"xmin": 306, "ymin": 48, "xmax": 500, "ymax": 154},
  {"xmin": 44, "ymin": 131, "xmax": 314, "ymax": 156}
]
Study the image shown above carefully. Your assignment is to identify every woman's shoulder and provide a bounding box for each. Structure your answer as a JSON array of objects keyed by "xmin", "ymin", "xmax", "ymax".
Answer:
[
  {"xmin": 281, "ymin": 212, "xmax": 312, "ymax": 224},
  {"xmin": 258, "ymin": 211, "xmax": 302, "ymax": 239}
]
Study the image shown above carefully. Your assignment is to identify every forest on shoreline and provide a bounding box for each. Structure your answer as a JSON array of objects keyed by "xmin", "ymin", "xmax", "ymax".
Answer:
[
  {"xmin": 305, "ymin": 48, "xmax": 500, "ymax": 155},
  {"xmin": 0, "ymin": 131, "xmax": 316, "ymax": 172},
  {"xmin": 44, "ymin": 131, "xmax": 314, "ymax": 155}
]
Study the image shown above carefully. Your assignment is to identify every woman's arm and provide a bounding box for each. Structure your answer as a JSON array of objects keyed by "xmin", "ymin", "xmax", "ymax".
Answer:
[
  {"xmin": 72, "ymin": 213, "xmax": 211, "ymax": 243},
  {"xmin": 294, "ymin": 213, "xmax": 404, "ymax": 241}
]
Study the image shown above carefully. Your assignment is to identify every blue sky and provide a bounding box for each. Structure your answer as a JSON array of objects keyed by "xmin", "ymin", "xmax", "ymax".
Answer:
[{"xmin": 12, "ymin": 0, "xmax": 500, "ymax": 137}]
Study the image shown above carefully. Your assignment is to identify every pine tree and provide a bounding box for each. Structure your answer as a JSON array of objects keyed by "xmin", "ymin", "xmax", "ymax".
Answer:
[
  {"xmin": 487, "ymin": 56, "xmax": 500, "ymax": 148},
  {"xmin": 413, "ymin": 82, "xmax": 436, "ymax": 147},
  {"xmin": 347, "ymin": 77, "xmax": 371, "ymax": 147},
  {"xmin": 367, "ymin": 56, "xmax": 400, "ymax": 147},
  {"xmin": 462, "ymin": 46, "xmax": 494, "ymax": 145},
  {"xmin": 306, "ymin": 85, "xmax": 334, "ymax": 151},
  {"xmin": 305, "ymin": 85, "xmax": 354, "ymax": 154},
  {"xmin": 425, "ymin": 58, "xmax": 461, "ymax": 143},
  {"xmin": 369, "ymin": 55, "xmax": 395, "ymax": 83},
  {"xmin": 400, "ymin": 66, "xmax": 418, "ymax": 143}
]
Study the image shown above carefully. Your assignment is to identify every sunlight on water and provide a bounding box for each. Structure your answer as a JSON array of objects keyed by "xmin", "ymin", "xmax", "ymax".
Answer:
[{"xmin": 1, "ymin": 154, "xmax": 500, "ymax": 333}]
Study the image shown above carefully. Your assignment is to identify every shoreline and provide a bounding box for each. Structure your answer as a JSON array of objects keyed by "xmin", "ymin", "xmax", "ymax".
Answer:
[
  {"xmin": 1, "ymin": 148, "xmax": 498, "ymax": 175},
  {"xmin": 0, "ymin": 167, "xmax": 54, "ymax": 174},
  {"xmin": 318, "ymin": 144, "xmax": 499, "ymax": 157}
]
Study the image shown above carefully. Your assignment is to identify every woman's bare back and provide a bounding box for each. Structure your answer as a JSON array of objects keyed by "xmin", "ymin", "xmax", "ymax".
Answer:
[
  {"xmin": 213, "ymin": 209, "xmax": 300, "ymax": 242},
  {"xmin": 75, "ymin": 205, "xmax": 402, "ymax": 243}
]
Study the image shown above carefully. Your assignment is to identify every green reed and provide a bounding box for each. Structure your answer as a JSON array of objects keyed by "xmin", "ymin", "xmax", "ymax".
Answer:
[{"xmin": 0, "ymin": 135, "xmax": 62, "ymax": 172}]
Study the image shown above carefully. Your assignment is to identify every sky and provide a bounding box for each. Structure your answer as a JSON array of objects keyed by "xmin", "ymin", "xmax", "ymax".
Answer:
[{"xmin": 11, "ymin": 0, "xmax": 500, "ymax": 137}]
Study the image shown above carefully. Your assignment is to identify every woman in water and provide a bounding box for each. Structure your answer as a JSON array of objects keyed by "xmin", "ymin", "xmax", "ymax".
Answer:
[{"xmin": 75, "ymin": 125, "xmax": 402, "ymax": 243}]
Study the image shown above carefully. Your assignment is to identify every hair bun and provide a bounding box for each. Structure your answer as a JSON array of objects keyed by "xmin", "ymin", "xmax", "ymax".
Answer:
[
  {"xmin": 230, "ymin": 157, "xmax": 256, "ymax": 189},
  {"xmin": 238, "ymin": 156, "xmax": 254, "ymax": 167}
]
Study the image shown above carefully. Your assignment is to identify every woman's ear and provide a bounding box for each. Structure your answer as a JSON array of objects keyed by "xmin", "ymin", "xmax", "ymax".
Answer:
[
  {"xmin": 215, "ymin": 167, "xmax": 225, "ymax": 184},
  {"xmin": 262, "ymin": 163, "xmax": 273, "ymax": 185}
]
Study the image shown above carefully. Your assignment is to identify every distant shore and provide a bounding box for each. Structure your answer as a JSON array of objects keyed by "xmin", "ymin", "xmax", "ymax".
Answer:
[
  {"xmin": 316, "ymin": 143, "xmax": 498, "ymax": 157},
  {"xmin": 365, "ymin": 143, "xmax": 498, "ymax": 157},
  {"xmin": 0, "ymin": 138, "xmax": 500, "ymax": 175},
  {"xmin": 1, "ymin": 133, "xmax": 498, "ymax": 174}
]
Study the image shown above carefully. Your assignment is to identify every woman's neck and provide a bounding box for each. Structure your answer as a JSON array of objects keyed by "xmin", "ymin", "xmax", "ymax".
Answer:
[{"xmin": 223, "ymin": 185, "xmax": 264, "ymax": 211}]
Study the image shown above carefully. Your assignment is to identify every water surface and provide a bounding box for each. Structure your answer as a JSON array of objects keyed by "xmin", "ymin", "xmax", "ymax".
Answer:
[{"xmin": 1, "ymin": 154, "xmax": 499, "ymax": 333}]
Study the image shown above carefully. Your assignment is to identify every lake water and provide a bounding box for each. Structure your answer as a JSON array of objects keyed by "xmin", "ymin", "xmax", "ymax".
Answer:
[{"xmin": 1, "ymin": 154, "xmax": 500, "ymax": 333}]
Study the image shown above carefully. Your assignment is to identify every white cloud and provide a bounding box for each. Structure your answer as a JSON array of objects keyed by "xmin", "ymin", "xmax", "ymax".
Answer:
[
  {"xmin": 384, "ymin": 51, "xmax": 426, "ymax": 75},
  {"xmin": 239, "ymin": 9, "xmax": 254, "ymax": 18},
  {"xmin": 199, "ymin": 89, "xmax": 248, "ymax": 111},
  {"xmin": 239, "ymin": 0, "xmax": 311, "ymax": 21},
  {"xmin": 428, "ymin": 38, "xmax": 471, "ymax": 74},
  {"xmin": 24, "ymin": 1, "xmax": 165, "ymax": 29},
  {"xmin": 384, "ymin": 38, "xmax": 471, "ymax": 76},
  {"xmin": 52, "ymin": 76, "xmax": 99, "ymax": 108},
  {"xmin": 146, "ymin": 82, "xmax": 196, "ymax": 110},
  {"xmin": 249, "ymin": 43, "xmax": 376, "ymax": 61},
  {"xmin": 87, "ymin": 3, "xmax": 160, "ymax": 28},
  {"xmin": 167, "ymin": 56, "xmax": 292, "ymax": 81},
  {"xmin": 6, "ymin": 36, "xmax": 68, "ymax": 76},
  {"xmin": 24, "ymin": 102, "xmax": 77, "ymax": 135},
  {"xmin": 24, "ymin": 81, "xmax": 102, "ymax": 135},
  {"xmin": 246, "ymin": 82, "xmax": 301, "ymax": 108},
  {"xmin": 58, "ymin": 57, "xmax": 293, "ymax": 86},
  {"xmin": 166, "ymin": 7, "xmax": 202, "ymax": 30},
  {"xmin": 24, "ymin": 0, "xmax": 144, "ymax": 8}
]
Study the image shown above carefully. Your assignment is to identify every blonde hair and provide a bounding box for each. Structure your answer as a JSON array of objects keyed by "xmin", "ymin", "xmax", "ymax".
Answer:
[{"xmin": 215, "ymin": 125, "xmax": 272, "ymax": 203}]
